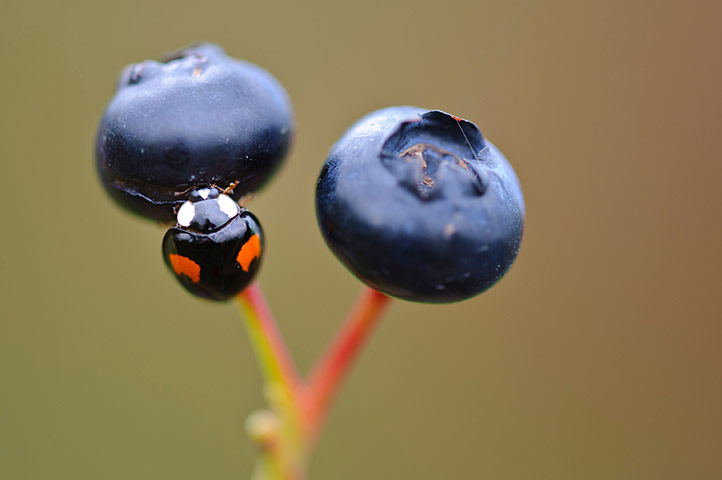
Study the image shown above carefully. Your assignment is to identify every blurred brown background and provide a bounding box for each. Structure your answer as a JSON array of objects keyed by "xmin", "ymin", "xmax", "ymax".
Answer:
[{"xmin": 1, "ymin": 0, "xmax": 720, "ymax": 478}]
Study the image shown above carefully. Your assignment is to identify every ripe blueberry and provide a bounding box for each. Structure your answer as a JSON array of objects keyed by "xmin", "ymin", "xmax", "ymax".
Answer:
[
  {"xmin": 96, "ymin": 43, "xmax": 294, "ymax": 222},
  {"xmin": 162, "ymin": 187, "xmax": 263, "ymax": 301},
  {"xmin": 316, "ymin": 107, "xmax": 525, "ymax": 303}
]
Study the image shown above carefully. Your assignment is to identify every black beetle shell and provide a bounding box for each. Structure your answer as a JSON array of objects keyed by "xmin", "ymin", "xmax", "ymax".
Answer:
[
  {"xmin": 162, "ymin": 210, "xmax": 263, "ymax": 301},
  {"xmin": 96, "ymin": 43, "xmax": 294, "ymax": 221},
  {"xmin": 316, "ymin": 107, "xmax": 525, "ymax": 303}
]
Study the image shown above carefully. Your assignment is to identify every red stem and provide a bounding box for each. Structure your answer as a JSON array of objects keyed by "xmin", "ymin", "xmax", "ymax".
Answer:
[
  {"xmin": 239, "ymin": 283, "xmax": 304, "ymax": 394},
  {"xmin": 304, "ymin": 287, "xmax": 391, "ymax": 434},
  {"xmin": 239, "ymin": 282, "xmax": 392, "ymax": 460}
]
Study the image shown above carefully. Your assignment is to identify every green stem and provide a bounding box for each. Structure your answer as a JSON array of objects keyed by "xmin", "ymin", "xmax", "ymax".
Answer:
[
  {"xmin": 236, "ymin": 284, "xmax": 391, "ymax": 479},
  {"xmin": 237, "ymin": 283, "xmax": 303, "ymax": 393},
  {"xmin": 237, "ymin": 284, "xmax": 306, "ymax": 479}
]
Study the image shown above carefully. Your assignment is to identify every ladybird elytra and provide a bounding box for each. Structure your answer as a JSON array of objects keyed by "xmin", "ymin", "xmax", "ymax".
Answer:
[
  {"xmin": 237, "ymin": 235, "xmax": 262, "ymax": 271},
  {"xmin": 168, "ymin": 254, "xmax": 201, "ymax": 283}
]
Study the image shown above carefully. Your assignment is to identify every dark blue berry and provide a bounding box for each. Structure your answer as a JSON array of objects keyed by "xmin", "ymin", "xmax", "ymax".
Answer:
[
  {"xmin": 316, "ymin": 107, "xmax": 525, "ymax": 303},
  {"xmin": 96, "ymin": 43, "xmax": 294, "ymax": 222}
]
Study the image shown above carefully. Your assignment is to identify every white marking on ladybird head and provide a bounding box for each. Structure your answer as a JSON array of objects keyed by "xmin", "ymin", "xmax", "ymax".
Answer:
[
  {"xmin": 198, "ymin": 188, "xmax": 211, "ymax": 200},
  {"xmin": 177, "ymin": 201, "xmax": 195, "ymax": 227},
  {"xmin": 217, "ymin": 194, "xmax": 240, "ymax": 218}
]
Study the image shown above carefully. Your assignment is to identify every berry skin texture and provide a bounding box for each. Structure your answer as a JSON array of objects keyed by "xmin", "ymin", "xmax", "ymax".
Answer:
[
  {"xmin": 316, "ymin": 107, "xmax": 525, "ymax": 303},
  {"xmin": 96, "ymin": 43, "xmax": 294, "ymax": 222}
]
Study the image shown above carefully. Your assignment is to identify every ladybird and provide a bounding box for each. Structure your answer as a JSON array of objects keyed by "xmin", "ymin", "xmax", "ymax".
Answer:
[{"xmin": 162, "ymin": 187, "xmax": 264, "ymax": 301}]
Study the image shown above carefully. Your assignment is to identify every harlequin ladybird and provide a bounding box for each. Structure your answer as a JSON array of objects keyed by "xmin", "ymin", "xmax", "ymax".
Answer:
[{"xmin": 162, "ymin": 187, "xmax": 263, "ymax": 301}]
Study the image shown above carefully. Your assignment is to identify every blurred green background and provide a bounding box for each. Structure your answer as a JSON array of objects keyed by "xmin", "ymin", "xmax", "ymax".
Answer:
[{"xmin": 1, "ymin": 0, "xmax": 720, "ymax": 478}]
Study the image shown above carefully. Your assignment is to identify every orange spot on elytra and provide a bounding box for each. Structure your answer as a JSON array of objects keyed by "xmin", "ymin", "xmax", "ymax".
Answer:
[
  {"xmin": 169, "ymin": 254, "xmax": 201, "ymax": 283},
  {"xmin": 237, "ymin": 234, "xmax": 261, "ymax": 271}
]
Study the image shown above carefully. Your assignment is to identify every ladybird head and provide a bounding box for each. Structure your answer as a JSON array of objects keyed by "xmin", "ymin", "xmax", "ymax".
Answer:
[{"xmin": 176, "ymin": 187, "xmax": 241, "ymax": 232}]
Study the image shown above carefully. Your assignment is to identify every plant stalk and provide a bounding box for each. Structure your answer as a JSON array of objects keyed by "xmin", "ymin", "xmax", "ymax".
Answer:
[{"xmin": 236, "ymin": 284, "xmax": 391, "ymax": 479}]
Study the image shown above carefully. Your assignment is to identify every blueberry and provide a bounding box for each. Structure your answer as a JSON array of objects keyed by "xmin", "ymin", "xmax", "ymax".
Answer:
[
  {"xmin": 316, "ymin": 107, "xmax": 525, "ymax": 303},
  {"xmin": 96, "ymin": 43, "xmax": 294, "ymax": 222}
]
